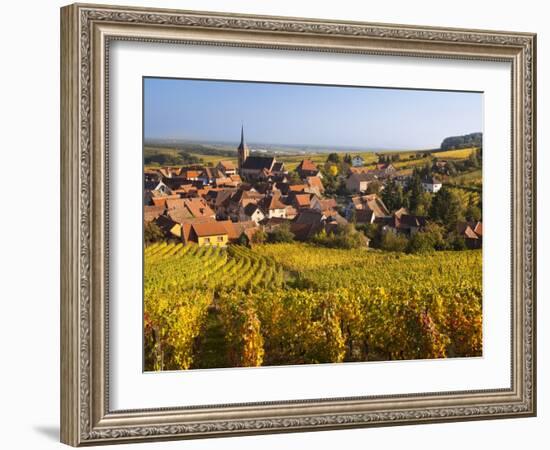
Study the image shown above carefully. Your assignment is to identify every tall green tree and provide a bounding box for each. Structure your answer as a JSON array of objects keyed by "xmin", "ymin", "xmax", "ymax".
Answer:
[
  {"xmin": 381, "ymin": 178, "xmax": 403, "ymax": 212},
  {"xmin": 429, "ymin": 186, "xmax": 462, "ymax": 230},
  {"xmin": 407, "ymin": 171, "xmax": 424, "ymax": 215}
]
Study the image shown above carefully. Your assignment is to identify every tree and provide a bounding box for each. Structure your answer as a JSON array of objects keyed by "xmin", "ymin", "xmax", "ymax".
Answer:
[
  {"xmin": 429, "ymin": 186, "xmax": 462, "ymax": 230},
  {"xmin": 380, "ymin": 231, "xmax": 408, "ymax": 252},
  {"xmin": 357, "ymin": 223, "xmax": 382, "ymax": 248},
  {"xmin": 343, "ymin": 153, "xmax": 352, "ymax": 165},
  {"xmin": 144, "ymin": 221, "xmax": 164, "ymax": 245},
  {"xmin": 251, "ymin": 229, "xmax": 267, "ymax": 245},
  {"xmin": 468, "ymin": 148, "xmax": 480, "ymax": 168},
  {"xmin": 327, "ymin": 153, "xmax": 340, "ymax": 164},
  {"xmin": 381, "ymin": 179, "xmax": 403, "ymax": 212},
  {"xmin": 287, "ymin": 171, "xmax": 302, "ymax": 184},
  {"xmin": 348, "ymin": 209, "xmax": 357, "ymax": 224},
  {"xmin": 407, "ymin": 171, "xmax": 424, "ymax": 215},
  {"xmin": 446, "ymin": 232, "xmax": 467, "ymax": 250},
  {"xmin": 465, "ymin": 202, "xmax": 482, "ymax": 222},
  {"xmin": 312, "ymin": 224, "xmax": 368, "ymax": 249},
  {"xmin": 406, "ymin": 223, "xmax": 445, "ymax": 253},
  {"xmin": 446, "ymin": 160, "xmax": 457, "ymax": 176},
  {"xmin": 328, "ymin": 165, "xmax": 339, "ymax": 177},
  {"xmin": 268, "ymin": 223, "xmax": 294, "ymax": 243},
  {"xmin": 237, "ymin": 233, "xmax": 250, "ymax": 246},
  {"xmin": 365, "ymin": 180, "xmax": 381, "ymax": 195},
  {"xmin": 406, "ymin": 232, "xmax": 435, "ymax": 254},
  {"xmin": 320, "ymin": 168, "xmax": 338, "ymax": 194},
  {"xmin": 415, "ymin": 192, "xmax": 432, "ymax": 216}
]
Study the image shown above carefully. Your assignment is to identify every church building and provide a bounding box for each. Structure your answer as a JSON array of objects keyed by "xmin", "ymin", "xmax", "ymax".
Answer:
[{"xmin": 237, "ymin": 126, "xmax": 285, "ymax": 180}]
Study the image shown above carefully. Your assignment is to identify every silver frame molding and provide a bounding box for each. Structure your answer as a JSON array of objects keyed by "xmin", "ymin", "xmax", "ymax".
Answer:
[{"xmin": 60, "ymin": 3, "xmax": 536, "ymax": 446}]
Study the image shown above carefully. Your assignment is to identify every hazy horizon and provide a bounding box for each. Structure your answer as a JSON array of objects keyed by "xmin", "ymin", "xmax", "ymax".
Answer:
[{"xmin": 144, "ymin": 78, "xmax": 483, "ymax": 150}]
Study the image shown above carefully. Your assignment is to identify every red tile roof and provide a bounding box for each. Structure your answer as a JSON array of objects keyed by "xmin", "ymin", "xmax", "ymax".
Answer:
[
  {"xmin": 298, "ymin": 159, "xmax": 318, "ymax": 172},
  {"xmin": 144, "ymin": 205, "xmax": 165, "ymax": 223},
  {"xmin": 266, "ymin": 194, "xmax": 286, "ymax": 210},
  {"xmin": 218, "ymin": 160, "xmax": 236, "ymax": 170},
  {"xmin": 306, "ymin": 176, "xmax": 324, "ymax": 192},
  {"xmin": 192, "ymin": 221, "xmax": 228, "ymax": 237},
  {"xmin": 288, "ymin": 184, "xmax": 307, "ymax": 193},
  {"xmin": 294, "ymin": 194, "xmax": 312, "ymax": 208},
  {"xmin": 165, "ymin": 198, "xmax": 186, "ymax": 210}
]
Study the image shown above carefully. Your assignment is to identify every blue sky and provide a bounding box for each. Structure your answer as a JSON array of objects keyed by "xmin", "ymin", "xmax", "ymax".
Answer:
[{"xmin": 144, "ymin": 77, "xmax": 482, "ymax": 150}]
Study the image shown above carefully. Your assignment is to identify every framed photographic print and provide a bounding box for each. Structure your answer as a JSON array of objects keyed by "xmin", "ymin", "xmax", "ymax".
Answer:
[{"xmin": 60, "ymin": 3, "xmax": 537, "ymax": 446}]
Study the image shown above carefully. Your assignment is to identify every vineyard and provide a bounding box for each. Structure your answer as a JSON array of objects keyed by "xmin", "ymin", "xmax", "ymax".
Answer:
[{"xmin": 144, "ymin": 242, "xmax": 482, "ymax": 371}]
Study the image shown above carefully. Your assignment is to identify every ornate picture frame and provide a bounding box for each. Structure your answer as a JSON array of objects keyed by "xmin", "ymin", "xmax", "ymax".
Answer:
[{"xmin": 60, "ymin": 3, "xmax": 536, "ymax": 446}]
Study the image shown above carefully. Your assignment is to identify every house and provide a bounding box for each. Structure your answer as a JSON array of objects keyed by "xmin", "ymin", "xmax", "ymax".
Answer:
[
  {"xmin": 229, "ymin": 174, "xmax": 242, "ymax": 184},
  {"xmin": 182, "ymin": 198, "xmax": 216, "ymax": 219},
  {"xmin": 433, "ymin": 160, "xmax": 448, "ymax": 174},
  {"xmin": 456, "ymin": 221, "xmax": 483, "ymax": 249},
  {"xmin": 347, "ymin": 194, "xmax": 390, "ymax": 223},
  {"xmin": 372, "ymin": 163, "xmax": 397, "ymax": 179},
  {"xmin": 348, "ymin": 166, "xmax": 372, "ymax": 175},
  {"xmin": 311, "ymin": 197, "xmax": 338, "ymax": 215},
  {"xmin": 239, "ymin": 203, "xmax": 266, "ymax": 224},
  {"xmin": 228, "ymin": 189, "xmax": 265, "ymax": 217},
  {"xmin": 186, "ymin": 221, "xmax": 229, "ymax": 247},
  {"xmin": 144, "ymin": 205, "xmax": 165, "ymax": 223},
  {"xmin": 284, "ymin": 205, "xmax": 298, "ymax": 220},
  {"xmin": 288, "ymin": 184, "xmax": 308, "ymax": 194},
  {"xmin": 154, "ymin": 215, "xmax": 182, "ymax": 239},
  {"xmin": 216, "ymin": 160, "xmax": 237, "ymax": 176},
  {"xmin": 376, "ymin": 163, "xmax": 397, "ymax": 173},
  {"xmin": 271, "ymin": 161, "xmax": 287, "ymax": 178},
  {"xmin": 219, "ymin": 220, "xmax": 258, "ymax": 244},
  {"xmin": 237, "ymin": 226, "xmax": 263, "ymax": 246},
  {"xmin": 205, "ymin": 189, "xmax": 235, "ymax": 218},
  {"xmin": 198, "ymin": 167, "xmax": 224, "ymax": 186},
  {"xmin": 345, "ymin": 173, "xmax": 375, "ymax": 193},
  {"xmin": 261, "ymin": 217, "xmax": 293, "ymax": 233},
  {"xmin": 163, "ymin": 176, "xmax": 192, "ymax": 190},
  {"xmin": 305, "ymin": 176, "xmax": 324, "ymax": 196},
  {"xmin": 292, "ymin": 193, "xmax": 314, "ymax": 210},
  {"xmin": 260, "ymin": 193, "xmax": 287, "ymax": 218},
  {"xmin": 165, "ymin": 198, "xmax": 185, "ymax": 210},
  {"xmin": 379, "ymin": 208, "xmax": 427, "ymax": 236},
  {"xmin": 144, "ymin": 170, "xmax": 162, "ymax": 183},
  {"xmin": 180, "ymin": 169, "xmax": 202, "ymax": 182},
  {"xmin": 172, "ymin": 184, "xmax": 198, "ymax": 197},
  {"xmin": 290, "ymin": 210, "xmax": 326, "ymax": 241},
  {"xmin": 296, "ymin": 159, "xmax": 321, "ymax": 179},
  {"xmin": 144, "ymin": 181, "xmax": 173, "ymax": 205},
  {"xmin": 161, "ymin": 197, "xmax": 215, "ymax": 220},
  {"xmin": 144, "ymin": 178, "xmax": 171, "ymax": 194},
  {"xmin": 149, "ymin": 193, "xmax": 180, "ymax": 207},
  {"xmin": 240, "ymin": 156, "xmax": 276, "ymax": 180},
  {"xmin": 351, "ymin": 155, "xmax": 365, "ymax": 167},
  {"xmin": 144, "ymin": 178, "xmax": 170, "ymax": 193},
  {"xmin": 157, "ymin": 167, "xmax": 179, "ymax": 179},
  {"xmin": 393, "ymin": 173, "xmax": 411, "ymax": 188},
  {"xmin": 422, "ymin": 176, "xmax": 443, "ymax": 193}
]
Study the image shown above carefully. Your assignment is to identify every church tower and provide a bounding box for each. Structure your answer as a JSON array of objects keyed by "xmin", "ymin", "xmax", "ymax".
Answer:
[{"xmin": 237, "ymin": 125, "xmax": 250, "ymax": 171}]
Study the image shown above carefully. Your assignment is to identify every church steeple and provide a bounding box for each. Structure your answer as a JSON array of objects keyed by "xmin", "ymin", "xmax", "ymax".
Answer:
[{"xmin": 237, "ymin": 124, "xmax": 250, "ymax": 171}]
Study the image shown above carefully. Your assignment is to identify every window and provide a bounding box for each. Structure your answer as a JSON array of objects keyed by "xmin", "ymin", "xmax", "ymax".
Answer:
[
  {"xmin": 204, "ymin": 237, "xmax": 210, "ymax": 244},
  {"xmin": 217, "ymin": 236, "xmax": 224, "ymax": 242}
]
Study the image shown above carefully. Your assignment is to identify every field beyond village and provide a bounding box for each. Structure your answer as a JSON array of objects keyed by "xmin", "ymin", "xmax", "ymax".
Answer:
[{"xmin": 144, "ymin": 242, "xmax": 482, "ymax": 371}]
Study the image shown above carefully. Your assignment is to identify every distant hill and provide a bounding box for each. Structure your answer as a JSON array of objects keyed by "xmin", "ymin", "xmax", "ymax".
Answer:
[{"xmin": 440, "ymin": 132, "xmax": 482, "ymax": 151}]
